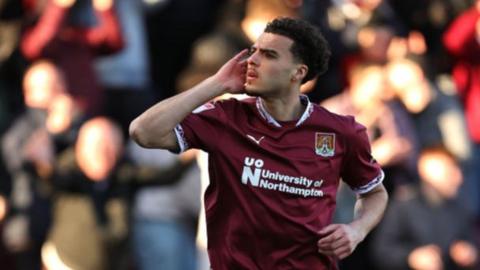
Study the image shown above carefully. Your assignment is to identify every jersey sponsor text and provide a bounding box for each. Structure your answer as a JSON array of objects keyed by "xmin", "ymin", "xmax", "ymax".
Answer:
[{"xmin": 241, "ymin": 157, "xmax": 324, "ymax": 197}]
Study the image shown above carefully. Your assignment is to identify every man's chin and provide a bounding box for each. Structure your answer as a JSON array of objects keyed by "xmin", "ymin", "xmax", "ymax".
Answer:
[
  {"xmin": 244, "ymin": 85, "xmax": 262, "ymax": 97},
  {"xmin": 245, "ymin": 91, "xmax": 261, "ymax": 97}
]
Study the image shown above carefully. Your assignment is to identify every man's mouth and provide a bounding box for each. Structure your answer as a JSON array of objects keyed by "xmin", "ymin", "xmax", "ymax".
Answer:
[{"xmin": 246, "ymin": 70, "xmax": 258, "ymax": 80}]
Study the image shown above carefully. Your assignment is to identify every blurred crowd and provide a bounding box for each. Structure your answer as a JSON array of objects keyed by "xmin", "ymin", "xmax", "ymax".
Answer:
[{"xmin": 0, "ymin": 0, "xmax": 479, "ymax": 269}]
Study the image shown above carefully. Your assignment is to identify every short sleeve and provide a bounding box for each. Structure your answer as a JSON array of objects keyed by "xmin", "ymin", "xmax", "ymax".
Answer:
[
  {"xmin": 341, "ymin": 119, "xmax": 384, "ymax": 194},
  {"xmin": 174, "ymin": 100, "xmax": 229, "ymax": 153}
]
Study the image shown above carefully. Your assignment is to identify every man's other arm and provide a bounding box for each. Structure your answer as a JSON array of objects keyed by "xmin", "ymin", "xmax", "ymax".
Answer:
[
  {"xmin": 129, "ymin": 49, "xmax": 248, "ymax": 151},
  {"xmin": 317, "ymin": 183, "xmax": 388, "ymax": 259}
]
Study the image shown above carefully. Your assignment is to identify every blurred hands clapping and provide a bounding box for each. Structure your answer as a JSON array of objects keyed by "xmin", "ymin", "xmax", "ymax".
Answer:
[
  {"xmin": 53, "ymin": 0, "xmax": 76, "ymax": 8},
  {"xmin": 93, "ymin": 0, "xmax": 113, "ymax": 11}
]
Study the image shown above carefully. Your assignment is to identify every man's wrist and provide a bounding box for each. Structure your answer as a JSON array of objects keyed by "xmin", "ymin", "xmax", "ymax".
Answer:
[
  {"xmin": 348, "ymin": 221, "xmax": 368, "ymax": 242},
  {"xmin": 204, "ymin": 76, "xmax": 229, "ymax": 97}
]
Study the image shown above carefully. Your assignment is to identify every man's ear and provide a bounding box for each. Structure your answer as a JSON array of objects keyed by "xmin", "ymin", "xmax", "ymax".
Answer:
[{"xmin": 292, "ymin": 64, "xmax": 308, "ymax": 82}]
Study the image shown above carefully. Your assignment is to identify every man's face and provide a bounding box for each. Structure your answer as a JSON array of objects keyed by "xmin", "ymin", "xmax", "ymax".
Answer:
[{"xmin": 244, "ymin": 33, "xmax": 301, "ymax": 97}]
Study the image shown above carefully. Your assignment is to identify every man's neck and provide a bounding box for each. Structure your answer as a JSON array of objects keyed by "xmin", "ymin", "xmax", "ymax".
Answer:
[{"xmin": 260, "ymin": 91, "xmax": 305, "ymax": 122}]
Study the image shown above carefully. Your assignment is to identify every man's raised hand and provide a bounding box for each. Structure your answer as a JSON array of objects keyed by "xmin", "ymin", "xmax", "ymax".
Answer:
[{"xmin": 213, "ymin": 49, "xmax": 248, "ymax": 95}]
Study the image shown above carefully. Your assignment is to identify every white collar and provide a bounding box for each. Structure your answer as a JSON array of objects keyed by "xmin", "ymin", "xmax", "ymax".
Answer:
[{"xmin": 255, "ymin": 95, "xmax": 314, "ymax": 128}]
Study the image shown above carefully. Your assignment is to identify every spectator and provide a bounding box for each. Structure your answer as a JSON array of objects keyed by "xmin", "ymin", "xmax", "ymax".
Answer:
[
  {"xmin": 303, "ymin": 0, "xmax": 405, "ymax": 102},
  {"xmin": 390, "ymin": 0, "xmax": 470, "ymax": 74},
  {"xmin": 95, "ymin": 0, "xmax": 155, "ymax": 137},
  {"xmin": 1, "ymin": 60, "xmax": 66, "ymax": 270},
  {"xmin": 322, "ymin": 64, "xmax": 418, "ymax": 190},
  {"xmin": 386, "ymin": 57, "xmax": 477, "ymax": 214},
  {"xmin": 128, "ymin": 142, "xmax": 201, "ymax": 270},
  {"xmin": 322, "ymin": 64, "xmax": 418, "ymax": 269},
  {"xmin": 443, "ymin": 0, "xmax": 480, "ymax": 218},
  {"xmin": 20, "ymin": 0, "xmax": 124, "ymax": 115},
  {"xmin": 372, "ymin": 147, "xmax": 478, "ymax": 270},
  {"xmin": 44, "ymin": 117, "xmax": 128, "ymax": 270}
]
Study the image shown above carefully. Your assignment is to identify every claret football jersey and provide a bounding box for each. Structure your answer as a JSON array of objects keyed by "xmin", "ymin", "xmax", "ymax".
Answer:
[{"xmin": 174, "ymin": 95, "xmax": 384, "ymax": 270}]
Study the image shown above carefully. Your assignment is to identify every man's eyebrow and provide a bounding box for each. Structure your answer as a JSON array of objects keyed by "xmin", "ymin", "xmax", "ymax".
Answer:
[{"xmin": 250, "ymin": 46, "xmax": 279, "ymax": 56}]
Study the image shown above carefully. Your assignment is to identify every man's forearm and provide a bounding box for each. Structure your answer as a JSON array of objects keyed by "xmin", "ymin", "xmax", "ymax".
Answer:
[
  {"xmin": 349, "ymin": 184, "xmax": 388, "ymax": 240},
  {"xmin": 129, "ymin": 76, "xmax": 225, "ymax": 149}
]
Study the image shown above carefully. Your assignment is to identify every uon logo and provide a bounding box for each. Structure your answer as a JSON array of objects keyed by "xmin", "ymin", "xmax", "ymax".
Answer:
[
  {"xmin": 315, "ymin": 132, "xmax": 335, "ymax": 157},
  {"xmin": 240, "ymin": 156, "xmax": 325, "ymax": 197},
  {"xmin": 241, "ymin": 157, "xmax": 263, "ymax": 186}
]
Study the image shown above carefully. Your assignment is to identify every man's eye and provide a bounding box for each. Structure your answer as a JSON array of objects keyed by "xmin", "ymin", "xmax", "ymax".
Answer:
[
  {"xmin": 265, "ymin": 52, "xmax": 277, "ymax": 59},
  {"xmin": 248, "ymin": 48, "xmax": 255, "ymax": 55}
]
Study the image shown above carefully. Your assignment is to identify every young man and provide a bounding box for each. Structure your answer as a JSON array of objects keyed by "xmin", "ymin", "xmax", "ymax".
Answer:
[{"xmin": 130, "ymin": 17, "xmax": 388, "ymax": 269}]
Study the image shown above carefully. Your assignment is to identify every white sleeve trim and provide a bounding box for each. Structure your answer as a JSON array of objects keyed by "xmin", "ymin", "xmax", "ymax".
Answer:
[
  {"xmin": 173, "ymin": 124, "xmax": 189, "ymax": 153},
  {"xmin": 351, "ymin": 170, "xmax": 385, "ymax": 195}
]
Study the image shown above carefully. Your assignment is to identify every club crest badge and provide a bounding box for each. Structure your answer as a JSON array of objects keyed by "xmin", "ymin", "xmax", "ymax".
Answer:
[{"xmin": 315, "ymin": 132, "xmax": 335, "ymax": 157}]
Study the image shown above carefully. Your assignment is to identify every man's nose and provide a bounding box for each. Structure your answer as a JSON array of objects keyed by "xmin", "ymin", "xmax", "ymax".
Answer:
[{"xmin": 247, "ymin": 52, "xmax": 259, "ymax": 66}]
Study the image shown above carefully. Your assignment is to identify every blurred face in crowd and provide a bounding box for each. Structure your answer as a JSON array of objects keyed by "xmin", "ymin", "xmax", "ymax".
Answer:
[
  {"xmin": 386, "ymin": 58, "xmax": 431, "ymax": 113},
  {"xmin": 418, "ymin": 149, "xmax": 463, "ymax": 199},
  {"xmin": 23, "ymin": 60, "xmax": 65, "ymax": 109},
  {"xmin": 358, "ymin": 26, "xmax": 393, "ymax": 63},
  {"xmin": 241, "ymin": 0, "xmax": 301, "ymax": 42},
  {"xmin": 75, "ymin": 117, "xmax": 123, "ymax": 181},
  {"xmin": 46, "ymin": 93, "xmax": 76, "ymax": 134},
  {"xmin": 245, "ymin": 33, "xmax": 306, "ymax": 97},
  {"xmin": 353, "ymin": 0, "xmax": 383, "ymax": 11},
  {"xmin": 349, "ymin": 65, "xmax": 385, "ymax": 109}
]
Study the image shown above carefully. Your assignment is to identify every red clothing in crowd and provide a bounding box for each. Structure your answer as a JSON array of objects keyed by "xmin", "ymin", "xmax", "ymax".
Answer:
[
  {"xmin": 175, "ymin": 96, "xmax": 384, "ymax": 270},
  {"xmin": 21, "ymin": 0, "xmax": 124, "ymax": 115},
  {"xmin": 443, "ymin": 7, "xmax": 480, "ymax": 143}
]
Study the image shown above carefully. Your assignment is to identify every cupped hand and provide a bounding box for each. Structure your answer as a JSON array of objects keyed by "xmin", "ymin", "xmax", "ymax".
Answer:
[{"xmin": 212, "ymin": 49, "xmax": 248, "ymax": 94}]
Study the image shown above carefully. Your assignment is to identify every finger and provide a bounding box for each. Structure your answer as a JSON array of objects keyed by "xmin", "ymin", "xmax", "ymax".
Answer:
[
  {"xmin": 318, "ymin": 240, "xmax": 348, "ymax": 256},
  {"xmin": 232, "ymin": 49, "xmax": 249, "ymax": 62},
  {"xmin": 318, "ymin": 235, "xmax": 337, "ymax": 247},
  {"xmin": 337, "ymin": 250, "xmax": 352, "ymax": 260},
  {"xmin": 329, "ymin": 237, "xmax": 349, "ymax": 250},
  {"xmin": 318, "ymin": 230, "xmax": 343, "ymax": 246},
  {"xmin": 238, "ymin": 58, "xmax": 249, "ymax": 68},
  {"xmin": 318, "ymin": 247, "xmax": 335, "ymax": 256},
  {"xmin": 239, "ymin": 59, "xmax": 248, "ymax": 67},
  {"xmin": 318, "ymin": 243, "xmax": 350, "ymax": 259},
  {"xmin": 318, "ymin": 224, "xmax": 340, "ymax": 236},
  {"xmin": 333, "ymin": 245, "xmax": 352, "ymax": 259}
]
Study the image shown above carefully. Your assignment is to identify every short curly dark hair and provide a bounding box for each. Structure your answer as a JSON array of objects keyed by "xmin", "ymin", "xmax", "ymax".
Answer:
[{"xmin": 264, "ymin": 17, "xmax": 331, "ymax": 83}]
